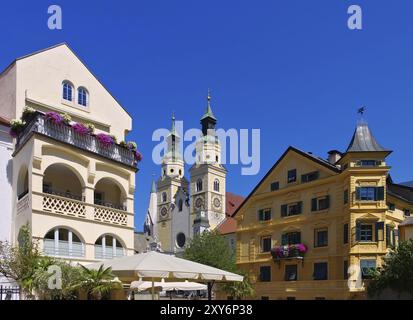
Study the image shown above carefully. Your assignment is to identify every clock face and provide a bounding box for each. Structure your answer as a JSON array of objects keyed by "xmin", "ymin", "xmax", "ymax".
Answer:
[
  {"xmin": 160, "ymin": 207, "xmax": 168, "ymax": 217},
  {"xmin": 195, "ymin": 197, "xmax": 203, "ymax": 209},
  {"xmin": 213, "ymin": 197, "xmax": 221, "ymax": 209}
]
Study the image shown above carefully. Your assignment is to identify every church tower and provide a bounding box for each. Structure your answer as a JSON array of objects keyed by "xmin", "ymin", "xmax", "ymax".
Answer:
[
  {"xmin": 156, "ymin": 114, "xmax": 189, "ymax": 252},
  {"xmin": 190, "ymin": 91, "xmax": 227, "ymax": 236}
]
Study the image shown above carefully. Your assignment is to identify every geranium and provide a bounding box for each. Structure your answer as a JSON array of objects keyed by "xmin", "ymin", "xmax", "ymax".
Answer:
[
  {"xmin": 119, "ymin": 140, "xmax": 127, "ymax": 147},
  {"xmin": 86, "ymin": 123, "xmax": 95, "ymax": 133},
  {"xmin": 44, "ymin": 112, "xmax": 63, "ymax": 125},
  {"xmin": 22, "ymin": 106, "xmax": 35, "ymax": 116},
  {"xmin": 127, "ymin": 141, "xmax": 137, "ymax": 151},
  {"xmin": 9, "ymin": 119, "xmax": 26, "ymax": 137},
  {"xmin": 73, "ymin": 123, "xmax": 90, "ymax": 135},
  {"xmin": 134, "ymin": 150, "xmax": 142, "ymax": 162},
  {"xmin": 296, "ymin": 243, "xmax": 307, "ymax": 253},
  {"xmin": 96, "ymin": 133, "xmax": 114, "ymax": 147},
  {"xmin": 61, "ymin": 113, "xmax": 72, "ymax": 125}
]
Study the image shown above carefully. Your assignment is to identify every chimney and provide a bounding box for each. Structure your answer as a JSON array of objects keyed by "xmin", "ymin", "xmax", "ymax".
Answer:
[{"xmin": 327, "ymin": 150, "xmax": 342, "ymax": 164}]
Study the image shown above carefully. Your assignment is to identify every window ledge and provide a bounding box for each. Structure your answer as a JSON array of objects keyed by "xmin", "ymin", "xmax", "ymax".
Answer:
[
  {"xmin": 357, "ymin": 241, "xmax": 378, "ymax": 245},
  {"xmin": 313, "ymin": 209, "xmax": 329, "ymax": 214}
]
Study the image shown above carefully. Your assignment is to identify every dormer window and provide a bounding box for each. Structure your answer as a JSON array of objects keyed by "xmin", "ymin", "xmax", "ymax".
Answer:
[
  {"xmin": 77, "ymin": 87, "xmax": 88, "ymax": 107},
  {"xmin": 356, "ymin": 160, "xmax": 382, "ymax": 167},
  {"xmin": 62, "ymin": 81, "xmax": 73, "ymax": 101}
]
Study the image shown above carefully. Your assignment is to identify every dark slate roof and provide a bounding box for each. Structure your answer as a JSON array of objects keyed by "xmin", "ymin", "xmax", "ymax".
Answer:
[
  {"xmin": 346, "ymin": 121, "xmax": 389, "ymax": 152},
  {"xmin": 401, "ymin": 181, "xmax": 413, "ymax": 188},
  {"xmin": 387, "ymin": 182, "xmax": 413, "ymax": 205}
]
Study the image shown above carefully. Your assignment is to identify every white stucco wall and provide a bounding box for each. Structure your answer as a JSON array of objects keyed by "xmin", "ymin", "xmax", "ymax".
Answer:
[
  {"xmin": 14, "ymin": 44, "xmax": 132, "ymax": 140},
  {"xmin": 0, "ymin": 123, "xmax": 13, "ymax": 242},
  {"xmin": 0, "ymin": 64, "xmax": 17, "ymax": 120}
]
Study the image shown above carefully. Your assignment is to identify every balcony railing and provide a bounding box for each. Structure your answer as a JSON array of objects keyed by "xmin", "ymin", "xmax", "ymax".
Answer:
[
  {"xmin": 15, "ymin": 112, "xmax": 137, "ymax": 168},
  {"xmin": 94, "ymin": 245, "xmax": 125, "ymax": 260},
  {"xmin": 43, "ymin": 239, "xmax": 84, "ymax": 257},
  {"xmin": 271, "ymin": 244, "xmax": 308, "ymax": 261},
  {"xmin": 94, "ymin": 198, "xmax": 127, "ymax": 211}
]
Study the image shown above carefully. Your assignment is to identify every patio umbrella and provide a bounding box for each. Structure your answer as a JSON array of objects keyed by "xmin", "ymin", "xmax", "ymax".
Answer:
[
  {"xmin": 130, "ymin": 279, "xmax": 207, "ymax": 292},
  {"xmin": 86, "ymin": 251, "xmax": 243, "ymax": 299}
]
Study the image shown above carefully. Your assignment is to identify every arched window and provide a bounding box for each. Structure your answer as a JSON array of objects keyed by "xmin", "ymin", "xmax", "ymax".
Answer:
[
  {"xmin": 62, "ymin": 81, "xmax": 73, "ymax": 101},
  {"xmin": 43, "ymin": 227, "xmax": 84, "ymax": 257},
  {"xmin": 95, "ymin": 235, "xmax": 124, "ymax": 259},
  {"xmin": 214, "ymin": 179, "xmax": 220, "ymax": 192},
  {"xmin": 196, "ymin": 179, "xmax": 203, "ymax": 192},
  {"xmin": 176, "ymin": 233, "xmax": 186, "ymax": 248},
  {"xmin": 77, "ymin": 87, "xmax": 88, "ymax": 106},
  {"xmin": 178, "ymin": 199, "xmax": 183, "ymax": 212},
  {"xmin": 162, "ymin": 192, "xmax": 167, "ymax": 202}
]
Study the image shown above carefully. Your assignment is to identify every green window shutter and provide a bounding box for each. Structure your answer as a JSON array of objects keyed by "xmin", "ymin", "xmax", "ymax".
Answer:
[
  {"xmin": 258, "ymin": 209, "xmax": 263, "ymax": 221},
  {"xmin": 343, "ymin": 223, "xmax": 349, "ymax": 244},
  {"xmin": 386, "ymin": 225, "xmax": 391, "ymax": 247},
  {"xmin": 376, "ymin": 222, "xmax": 384, "ymax": 241},
  {"xmin": 281, "ymin": 204, "xmax": 288, "ymax": 217},
  {"xmin": 301, "ymin": 174, "xmax": 308, "ymax": 183},
  {"xmin": 355, "ymin": 187, "xmax": 361, "ymax": 200},
  {"xmin": 311, "ymin": 198, "xmax": 318, "ymax": 212},
  {"xmin": 356, "ymin": 222, "xmax": 361, "ymax": 241},
  {"xmin": 325, "ymin": 195, "xmax": 330, "ymax": 209},
  {"xmin": 297, "ymin": 201, "xmax": 303, "ymax": 214},
  {"xmin": 376, "ymin": 187, "xmax": 385, "ymax": 201}
]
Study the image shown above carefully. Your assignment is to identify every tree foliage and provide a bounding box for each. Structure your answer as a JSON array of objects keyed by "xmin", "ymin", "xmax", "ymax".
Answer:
[
  {"xmin": 183, "ymin": 231, "xmax": 254, "ymax": 299},
  {"xmin": 367, "ymin": 239, "xmax": 413, "ymax": 298}
]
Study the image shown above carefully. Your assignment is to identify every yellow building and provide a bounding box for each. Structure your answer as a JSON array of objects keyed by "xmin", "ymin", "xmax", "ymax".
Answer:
[
  {"xmin": 0, "ymin": 43, "xmax": 138, "ymax": 264},
  {"xmin": 234, "ymin": 120, "xmax": 413, "ymax": 300}
]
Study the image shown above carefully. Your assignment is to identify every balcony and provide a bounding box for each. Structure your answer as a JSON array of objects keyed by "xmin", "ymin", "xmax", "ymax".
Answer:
[
  {"xmin": 43, "ymin": 239, "xmax": 84, "ymax": 258},
  {"xmin": 15, "ymin": 112, "xmax": 137, "ymax": 168},
  {"xmin": 271, "ymin": 244, "xmax": 307, "ymax": 262},
  {"xmin": 94, "ymin": 245, "xmax": 124, "ymax": 260}
]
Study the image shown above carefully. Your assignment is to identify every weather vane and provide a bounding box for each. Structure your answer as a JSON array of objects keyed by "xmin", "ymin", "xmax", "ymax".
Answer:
[{"xmin": 357, "ymin": 106, "xmax": 365, "ymax": 116}]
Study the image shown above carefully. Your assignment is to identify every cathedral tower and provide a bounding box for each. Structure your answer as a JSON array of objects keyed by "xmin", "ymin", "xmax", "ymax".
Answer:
[
  {"xmin": 156, "ymin": 114, "xmax": 190, "ymax": 252},
  {"xmin": 190, "ymin": 91, "xmax": 227, "ymax": 235}
]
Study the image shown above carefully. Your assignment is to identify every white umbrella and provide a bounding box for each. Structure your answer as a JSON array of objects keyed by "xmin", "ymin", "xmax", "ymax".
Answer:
[
  {"xmin": 131, "ymin": 279, "xmax": 207, "ymax": 292},
  {"xmin": 87, "ymin": 251, "xmax": 243, "ymax": 299}
]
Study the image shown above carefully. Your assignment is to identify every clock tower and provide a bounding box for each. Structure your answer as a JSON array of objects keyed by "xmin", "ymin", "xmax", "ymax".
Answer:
[
  {"xmin": 190, "ymin": 91, "xmax": 227, "ymax": 236},
  {"xmin": 156, "ymin": 114, "xmax": 189, "ymax": 252}
]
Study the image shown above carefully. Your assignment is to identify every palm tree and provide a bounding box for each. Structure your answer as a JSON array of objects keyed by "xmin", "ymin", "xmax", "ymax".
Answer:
[{"xmin": 78, "ymin": 265, "xmax": 122, "ymax": 300}]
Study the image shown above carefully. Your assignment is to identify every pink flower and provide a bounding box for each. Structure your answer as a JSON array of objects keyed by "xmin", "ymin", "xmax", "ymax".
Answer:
[
  {"xmin": 134, "ymin": 150, "xmax": 142, "ymax": 162},
  {"xmin": 73, "ymin": 123, "xmax": 90, "ymax": 135},
  {"xmin": 96, "ymin": 133, "xmax": 114, "ymax": 147},
  {"xmin": 44, "ymin": 112, "xmax": 63, "ymax": 125},
  {"xmin": 296, "ymin": 243, "xmax": 307, "ymax": 253}
]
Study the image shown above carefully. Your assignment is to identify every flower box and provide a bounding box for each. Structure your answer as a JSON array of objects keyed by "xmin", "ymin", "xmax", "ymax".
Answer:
[{"xmin": 271, "ymin": 243, "xmax": 307, "ymax": 261}]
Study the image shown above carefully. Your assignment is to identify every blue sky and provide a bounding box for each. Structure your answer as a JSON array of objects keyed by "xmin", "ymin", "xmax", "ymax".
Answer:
[{"xmin": 1, "ymin": 1, "xmax": 413, "ymax": 230}]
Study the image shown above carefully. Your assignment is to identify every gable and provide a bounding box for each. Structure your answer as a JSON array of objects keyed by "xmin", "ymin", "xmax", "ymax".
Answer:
[
  {"xmin": 14, "ymin": 43, "xmax": 132, "ymax": 140},
  {"xmin": 234, "ymin": 146, "xmax": 340, "ymax": 217}
]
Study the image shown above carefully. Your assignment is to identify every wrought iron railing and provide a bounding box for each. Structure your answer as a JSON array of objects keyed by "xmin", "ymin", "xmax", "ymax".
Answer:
[{"xmin": 16, "ymin": 112, "xmax": 137, "ymax": 167}]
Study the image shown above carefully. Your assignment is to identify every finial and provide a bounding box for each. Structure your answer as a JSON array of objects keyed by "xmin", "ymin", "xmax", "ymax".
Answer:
[
  {"xmin": 357, "ymin": 106, "xmax": 365, "ymax": 116},
  {"xmin": 172, "ymin": 111, "xmax": 175, "ymax": 121},
  {"xmin": 207, "ymin": 88, "xmax": 211, "ymax": 102}
]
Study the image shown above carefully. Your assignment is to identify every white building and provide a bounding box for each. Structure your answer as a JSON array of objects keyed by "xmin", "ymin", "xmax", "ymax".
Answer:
[
  {"xmin": 0, "ymin": 116, "xmax": 13, "ymax": 243},
  {"xmin": 0, "ymin": 43, "xmax": 138, "ymax": 264}
]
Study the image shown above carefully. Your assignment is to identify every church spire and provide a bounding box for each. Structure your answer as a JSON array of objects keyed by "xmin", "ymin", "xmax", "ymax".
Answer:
[{"xmin": 200, "ymin": 89, "xmax": 217, "ymax": 135}]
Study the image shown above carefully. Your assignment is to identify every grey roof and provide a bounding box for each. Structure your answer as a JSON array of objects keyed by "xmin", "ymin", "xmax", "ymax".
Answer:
[
  {"xmin": 401, "ymin": 181, "xmax": 413, "ymax": 188},
  {"xmin": 399, "ymin": 217, "xmax": 413, "ymax": 227},
  {"xmin": 387, "ymin": 182, "xmax": 413, "ymax": 205},
  {"xmin": 346, "ymin": 121, "xmax": 389, "ymax": 152}
]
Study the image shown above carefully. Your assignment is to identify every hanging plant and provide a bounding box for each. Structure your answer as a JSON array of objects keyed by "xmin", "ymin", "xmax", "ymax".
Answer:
[
  {"xmin": 119, "ymin": 140, "xmax": 127, "ymax": 148},
  {"xmin": 44, "ymin": 112, "xmax": 63, "ymax": 125},
  {"xmin": 110, "ymin": 134, "xmax": 118, "ymax": 143},
  {"xmin": 22, "ymin": 106, "xmax": 35, "ymax": 116},
  {"xmin": 86, "ymin": 123, "xmax": 95, "ymax": 133},
  {"xmin": 9, "ymin": 119, "xmax": 26, "ymax": 137},
  {"xmin": 73, "ymin": 122, "xmax": 90, "ymax": 135},
  {"xmin": 127, "ymin": 141, "xmax": 137, "ymax": 151},
  {"xmin": 133, "ymin": 150, "xmax": 142, "ymax": 162},
  {"xmin": 61, "ymin": 113, "xmax": 72, "ymax": 125},
  {"xmin": 96, "ymin": 133, "xmax": 114, "ymax": 147}
]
